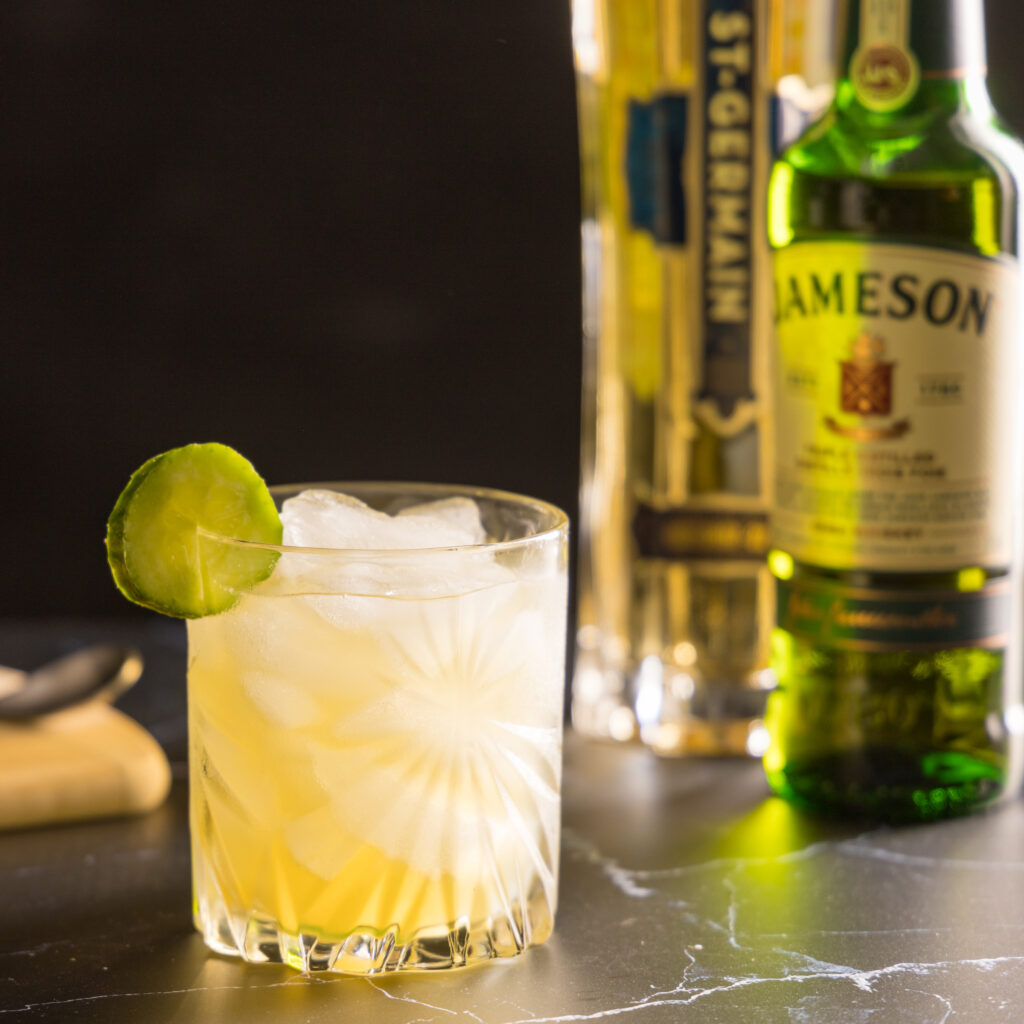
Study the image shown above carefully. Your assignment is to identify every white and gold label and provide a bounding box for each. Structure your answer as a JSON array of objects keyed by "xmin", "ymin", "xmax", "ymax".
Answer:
[{"xmin": 772, "ymin": 241, "xmax": 1020, "ymax": 571}]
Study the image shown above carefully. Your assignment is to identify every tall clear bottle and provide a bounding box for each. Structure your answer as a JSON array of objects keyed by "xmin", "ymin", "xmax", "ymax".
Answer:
[
  {"xmin": 766, "ymin": 0, "xmax": 1024, "ymax": 818},
  {"xmin": 571, "ymin": 0, "xmax": 833, "ymax": 755}
]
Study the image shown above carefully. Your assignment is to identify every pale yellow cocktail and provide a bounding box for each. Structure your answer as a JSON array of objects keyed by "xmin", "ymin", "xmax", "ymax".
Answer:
[{"xmin": 187, "ymin": 483, "xmax": 568, "ymax": 973}]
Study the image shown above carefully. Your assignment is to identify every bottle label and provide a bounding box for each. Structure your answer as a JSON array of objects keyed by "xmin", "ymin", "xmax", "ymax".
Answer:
[
  {"xmin": 620, "ymin": 2, "xmax": 827, "ymax": 567},
  {"xmin": 625, "ymin": 95, "xmax": 689, "ymax": 245},
  {"xmin": 625, "ymin": 0, "xmax": 770, "ymax": 565},
  {"xmin": 777, "ymin": 574, "xmax": 1011, "ymax": 651},
  {"xmin": 773, "ymin": 241, "xmax": 1020, "ymax": 572},
  {"xmin": 700, "ymin": 0, "xmax": 757, "ymax": 422},
  {"xmin": 623, "ymin": 1, "xmax": 762, "ymax": 424},
  {"xmin": 634, "ymin": 505, "xmax": 769, "ymax": 561},
  {"xmin": 849, "ymin": 0, "xmax": 920, "ymax": 112}
]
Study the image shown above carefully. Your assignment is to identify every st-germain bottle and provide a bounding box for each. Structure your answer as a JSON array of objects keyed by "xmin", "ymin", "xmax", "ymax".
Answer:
[
  {"xmin": 766, "ymin": 0, "xmax": 1024, "ymax": 819},
  {"xmin": 572, "ymin": 0, "xmax": 833, "ymax": 755}
]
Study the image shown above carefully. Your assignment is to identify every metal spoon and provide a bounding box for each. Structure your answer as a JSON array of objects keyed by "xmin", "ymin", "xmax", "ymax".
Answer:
[{"xmin": 0, "ymin": 645, "xmax": 143, "ymax": 721}]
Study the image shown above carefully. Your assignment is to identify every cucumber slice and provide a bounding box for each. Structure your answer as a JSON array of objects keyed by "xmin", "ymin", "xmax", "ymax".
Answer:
[{"xmin": 106, "ymin": 443, "xmax": 282, "ymax": 617}]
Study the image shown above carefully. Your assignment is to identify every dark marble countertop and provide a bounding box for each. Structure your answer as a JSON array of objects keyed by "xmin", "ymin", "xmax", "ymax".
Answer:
[{"xmin": 2, "ymin": 619, "xmax": 1023, "ymax": 1022}]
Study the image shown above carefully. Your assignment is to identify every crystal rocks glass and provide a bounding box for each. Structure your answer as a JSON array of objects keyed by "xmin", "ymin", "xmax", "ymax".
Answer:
[{"xmin": 186, "ymin": 483, "xmax": 569, "ymax": 974}]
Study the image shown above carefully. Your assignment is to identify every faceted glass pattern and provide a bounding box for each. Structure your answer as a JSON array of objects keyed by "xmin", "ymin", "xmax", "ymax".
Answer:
[{"xmin": 187, "ymin": 484, "xmax": 568, "ymax": 973}]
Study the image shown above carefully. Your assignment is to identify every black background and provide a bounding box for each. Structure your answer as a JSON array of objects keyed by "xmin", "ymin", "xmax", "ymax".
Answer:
[{"xmin": 2, "ymin": 0, "xmax": 1023, "ymax": 618}]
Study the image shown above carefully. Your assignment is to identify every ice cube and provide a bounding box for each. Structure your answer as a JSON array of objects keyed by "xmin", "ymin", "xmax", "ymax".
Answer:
[
  {"xmin": 396, "ymin": 496, "xmax": 487, "ymax": 545},
  {"xmin": 192, "ymin": 709, "xmax": 280, "ymax": 824},
  {"xmin": 270, "ymin": 490, "xmax": 515, "ymax": 640},
  {"xmin": 240, "ymin": 670, "xmax": 320, "ymax": 728},
  {"xmin": 283, "ymin": 806, "xmax": 360, "ymax": 881},
  {"xmin": 280, "ymin": 491, "xmax": 395, "ymax": 550},
  {"xmin": 281, "ymin": 490, "xmax": 485, "ymax": 551}
]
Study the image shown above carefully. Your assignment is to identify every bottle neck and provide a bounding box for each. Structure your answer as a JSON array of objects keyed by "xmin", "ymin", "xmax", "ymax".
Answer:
[{"xmin": 836, "ymin": 0, "xmax": 988, "ymax": 117}]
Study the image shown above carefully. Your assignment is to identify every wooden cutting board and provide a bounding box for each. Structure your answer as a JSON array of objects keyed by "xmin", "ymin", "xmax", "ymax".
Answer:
[{"xmin": 0, "ymin": 700, "xmax": 171, "ymax": 831}]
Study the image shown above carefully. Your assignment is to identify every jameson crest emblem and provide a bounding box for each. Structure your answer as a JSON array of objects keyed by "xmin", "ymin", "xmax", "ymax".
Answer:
[
  {"xmin": 825, "ymin": 332, "xmax": 910, "ymax": 440},
  {"xmin": 851, "ymin": 42, "xmax": 920, "ymax": 112},
  {"xmin": 848, "ymin": 0, "xmax": 920, "ymax": 113},
  {"xmin": 842, "ymin": 333, "xmax": 892, "ymax": 415}
]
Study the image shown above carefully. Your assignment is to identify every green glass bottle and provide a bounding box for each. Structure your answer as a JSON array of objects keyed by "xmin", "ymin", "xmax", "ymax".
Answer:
[{"xmin": 765, "ymin": 0, "xmax": 1024, "ymax": 820}]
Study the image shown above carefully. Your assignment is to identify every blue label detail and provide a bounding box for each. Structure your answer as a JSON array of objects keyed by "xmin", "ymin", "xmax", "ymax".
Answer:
[{"xmin": 625, "ymin": 95, "xmax": 688, "ymax": 246}]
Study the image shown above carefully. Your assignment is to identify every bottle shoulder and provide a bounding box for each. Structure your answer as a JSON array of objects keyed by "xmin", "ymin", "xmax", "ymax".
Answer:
[
  {"xmin": 776, "ymin": 104, "xmax": 1023, "ymax": 187},
  {"xmin": 768, "ymin": 104, "xmax": 1024, "ymax": 257}
]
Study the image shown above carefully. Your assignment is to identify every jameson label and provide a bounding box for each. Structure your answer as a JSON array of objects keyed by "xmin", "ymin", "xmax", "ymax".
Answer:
[
  {"xmin": 850, "ymin": 0, "xmax": 920, "ymax": 112},
  {"xmin": 777, "ymin": 575, "xmax": 1011, "ymax": 651},
  {"xmin": 773, "ymin": 241, "xmax": 1020, "ymax": 572},
  {"xmin": 700, "ymin": 0, "xmax": 757, "ymax": 420},
  {"xmin": 634, "ymin": 505, "xmax": 769, "ymax": 561}
]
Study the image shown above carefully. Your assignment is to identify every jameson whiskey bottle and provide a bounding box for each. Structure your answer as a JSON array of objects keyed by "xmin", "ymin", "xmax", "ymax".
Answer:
[
  {"xmin": 571, "ymin": 0, "xmax": 833, "ymax": 754},
  {"xmin": 767, "ymin": 0, "xmax": 1024, "ymax": 818}
]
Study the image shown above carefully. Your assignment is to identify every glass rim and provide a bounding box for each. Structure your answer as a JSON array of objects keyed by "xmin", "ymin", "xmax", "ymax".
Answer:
[{"xmin": 200, "ymin": 480, "xmax": 570, "ymax": 557}]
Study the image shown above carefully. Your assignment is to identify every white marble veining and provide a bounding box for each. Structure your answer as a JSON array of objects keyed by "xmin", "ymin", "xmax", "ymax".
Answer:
[{"xmin": 524, "ymin": 822, "xmax": 1024, "ymax": 1022}]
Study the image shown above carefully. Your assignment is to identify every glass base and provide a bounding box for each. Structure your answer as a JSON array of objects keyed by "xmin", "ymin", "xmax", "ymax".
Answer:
[
  {"xmin": 573, "ymin": 647, "xmax": 773, "ymax": 757},
  {"xmin": 195, "ymin": 888, "xmax": 555, "ymax": 975}
]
